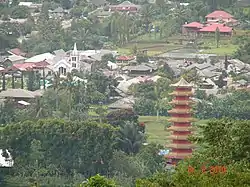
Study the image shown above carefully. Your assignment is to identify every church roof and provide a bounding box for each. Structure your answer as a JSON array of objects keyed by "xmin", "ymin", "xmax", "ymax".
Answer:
[{"xmin": 170, "ymin": 77, "xmax": 192, "ymax": 87}]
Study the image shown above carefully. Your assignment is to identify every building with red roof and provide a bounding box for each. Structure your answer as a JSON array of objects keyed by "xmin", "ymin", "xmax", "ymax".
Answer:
[
  {"xmin": 205, "ymin": 10, "xmax": 236, "ymax": 24},
  {"xmin": 182, "ymin": 22, "xmax": 204, "ymax": 35},
  {"xmin": 199, "ymin": 23, "xmax": 232, "ymax": 35},
  {"xmin": 8, "ymin": 48, "xmax": 27, "ymax": 57}
]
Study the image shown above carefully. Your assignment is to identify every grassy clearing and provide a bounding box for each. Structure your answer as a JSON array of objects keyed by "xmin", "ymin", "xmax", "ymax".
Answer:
[
  {"xmin": 200, "ymin": 45, "xmax": 238, "ymax": 55},
  {"xmin": 199, "ymin": 37, "xmax": 238, "ymax": 55},
  {"xmin": 117, "ymin": 33, "xmax": 183, "ymax": 56},
  {"xmin": 139, "ymin": 116, "xmax": 208, "ymax": 145}
]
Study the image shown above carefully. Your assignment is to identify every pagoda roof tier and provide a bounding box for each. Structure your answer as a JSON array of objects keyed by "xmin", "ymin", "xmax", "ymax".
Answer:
[
  {"xmin": 167, "ymin": 126, "xmax": 195, "ymax": 131},
  {"xmin": 169, "ymin": 100, "xmax": 195, "ymax": 105},
  {"xmin": 164, "ymin": 152, "xmax": 192, "ymax": 159},
  {"xmin": 169, "ymin": 91, "xmax": 193, "ymax": 96},
  {"xmin": 168, "ymin": 117, "xmax": 197, "ymax": 123},
  {"xmin": 170, "ymin": 78, "xmax": 192, "ymax": 88},
  {"xmin": 167, "ymin": 135, "xmax": 190, "ymax": 140},
  {"xmin": 168, "ymin": 108, "xmax": 192, "ymax": 114},
  {"xmin": 166, "ymin": 143, "xmax": 195, "ymax": 149}
]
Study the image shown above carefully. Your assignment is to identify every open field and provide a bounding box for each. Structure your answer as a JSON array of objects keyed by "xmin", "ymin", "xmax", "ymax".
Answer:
[
  {"xmin": 199, "ymin": 37, "xmax": 238, "ymax": 55},
  {"xmin": 139, "ymin": 116, "xmax": 208, "ymax": 145},
  {"xmin": 117, "ymin": 33, "xmax": 183, "ymax": 56},
  {"xmin": 117, "ymin": 32, "xmax": 240, "ymax": 56}
]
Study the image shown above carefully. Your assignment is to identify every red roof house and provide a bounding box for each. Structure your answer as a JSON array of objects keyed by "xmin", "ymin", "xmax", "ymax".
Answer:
[
  {"xmin": 8, "ymin": 48, "xmax": 27, "ymax": 57},
  {"xmin": 12, "ymin": 60, "xmax": 50, "ymax": 71},
  {"xmin": 199, "ymin": 23, "xmax": 232, "ymax": 34},
  {"xmin": 205, "ymin": 10, "xmax": 235, "ymax": 23},
  {"xmin": 182, "ymin": 22, "xmax": 204, "ymax": 34}
]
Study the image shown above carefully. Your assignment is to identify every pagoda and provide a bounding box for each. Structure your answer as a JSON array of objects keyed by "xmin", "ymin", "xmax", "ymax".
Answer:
[{"xmin": 165, "ymin": 78, "xmax": 196, "ymax": 165}]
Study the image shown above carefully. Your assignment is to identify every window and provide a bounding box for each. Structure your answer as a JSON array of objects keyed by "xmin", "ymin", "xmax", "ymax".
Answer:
[
  {"xmin": 72, "ymin": 57, "xmax": 76, "ymax": 61},
  {"xmin": 72, "ymin": 63, "xmax": 76, "ymax": 68},
  {"xmin": 48, "ymin": 71, "xmax": 52, "ymax": 75}
]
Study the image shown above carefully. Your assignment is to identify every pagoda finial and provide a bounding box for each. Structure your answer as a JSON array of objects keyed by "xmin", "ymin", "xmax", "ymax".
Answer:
[{"xmin": 170, "ymin": 77, "xmax": 192, "ymax": 87}]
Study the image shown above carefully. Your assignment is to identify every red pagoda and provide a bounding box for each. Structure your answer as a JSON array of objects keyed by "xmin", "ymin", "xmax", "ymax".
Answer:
[{"xmin": 165, "ymin": 78, "xmax": 196, "ymax": 164}]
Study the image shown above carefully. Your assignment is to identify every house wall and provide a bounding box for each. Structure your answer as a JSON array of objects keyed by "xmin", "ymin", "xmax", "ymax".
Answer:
[
  {"xmin": 182, "ymin": 27, "xmax": 199, "ymax": 35},
  {"xmin": 206, "ymin": 17, "xmax": 231, "ymax": 22},
  {"xmin": 12, "ymin": 59, "xmax": 26, "ymax": 64},
  {"xmin": 198, "ymin": 31, "xmax": 231, "ymax": 36}
]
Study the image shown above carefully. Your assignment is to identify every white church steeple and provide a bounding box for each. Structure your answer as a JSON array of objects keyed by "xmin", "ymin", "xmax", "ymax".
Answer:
[{"xmin": 70, "ymin": 43, "xmax": 79, "ymax": 71}]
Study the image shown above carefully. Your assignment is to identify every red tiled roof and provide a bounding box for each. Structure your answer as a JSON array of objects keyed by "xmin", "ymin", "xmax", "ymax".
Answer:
[
  {"xmin": 199, "ymin": 24, "xmax": 232, "ymax": 33},
  {"xmin": 206, "ymin": 10, "xmax": 233, "ymax": 19},
  {"xmin": 12, "ymin": 61, "xmax": 49, "ymax": 71},
  {"xmin": 8, "ymin": 48, "xmax": 27, "ymax": 57},
  {"xmin": 183, "ymin": 22, "xmax": 203, "ymax": 28},
  {"xmin": 116, "ymin": 56, "xmax": 135, "ymax": 61}
]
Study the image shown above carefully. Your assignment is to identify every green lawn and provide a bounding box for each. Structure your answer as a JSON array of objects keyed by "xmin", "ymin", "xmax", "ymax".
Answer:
[
  {"xmin": 139, "ymin": 116, "xmax": 208, "ymax": 145},
  {"xmin": 117, "ymin": 33, "xmax": 183, "ymax": 57},
  {"xmin": 200, "ymin": 44, "xmax": 238, "ymax": 55},
  {"xmin": 199, "ymin": 37, "xmax": 238, "ymax": 55}
]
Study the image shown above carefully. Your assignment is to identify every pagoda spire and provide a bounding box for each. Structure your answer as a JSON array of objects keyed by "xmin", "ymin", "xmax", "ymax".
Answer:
[{"xmin": 165, "ymin": 78, "xmax": 196, "ymax": 165}]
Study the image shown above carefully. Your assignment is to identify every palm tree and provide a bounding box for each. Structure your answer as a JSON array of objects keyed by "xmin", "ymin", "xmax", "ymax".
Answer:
[
  {"xmin": 116, "ymin": 122, "xmax": 145, "ymax": 154},
  {"xmin": 2, "ymin": 71, "xmax": 6, "ymax": 91},
  {"xmin": 140, "ymin": 4, "xmax": 156, "ymax": 32},
  {"xmin": 52, "ymin": 72, "xmax": 62, "ymax": 111},
  {"xmin": 64, "ymin": 72, "xmax": 75, "ymax": 119}
]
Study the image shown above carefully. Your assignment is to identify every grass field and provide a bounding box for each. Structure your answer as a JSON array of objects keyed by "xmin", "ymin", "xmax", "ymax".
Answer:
[
  {"xmin": 199, "ymin": 38, "xmax": 238, "ymax": 55},
  {"xmin": 117, "ymin": 33, "xmax": 183, "ymax": 57},
  {"xmin": 117, "ymin": 32, "xmax": 240, "ymax": 56},
  {"xmin": 139, "ymin": 116, "xmax": 208, "ymax": 145}
]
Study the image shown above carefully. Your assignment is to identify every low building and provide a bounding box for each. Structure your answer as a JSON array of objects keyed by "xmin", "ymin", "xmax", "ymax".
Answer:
[
  {"xmin": 8, "ymin": 48, "xmax": 27, "ymax": 57},
  {"xmin": 205, "ymin": 10, "xmax": 236, "ymax": 24},
  {"xmin": 3, "ymin": 55, "xmax": 26, "ymax": 67},
  {"xmin": 49, "ymin": 7, "xmax": 69, "ymax": 19},
  {"xmin": 109, "ymin": 1, "xmax": 140, "ymax": 12},
  {"xmin": 182, "ymin": 22, "xmax": 203, "ymax": 35},
  {"xmin": 122, "ymin": 64, "xmax": 157, "ymax": 76},
  {"xmin": 199, "ymin": 23, "xmax": 232, "ymax": 35}
]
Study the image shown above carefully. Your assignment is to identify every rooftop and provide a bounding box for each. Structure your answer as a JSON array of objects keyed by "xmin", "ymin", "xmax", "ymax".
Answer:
[
  {"xmin": 199, "ymin": 23, "xmax": 232, "ymax": 33},
  {"xmin": 206, "ymin": 10, "xmax": 234, "ymax": 18},
  {"xmin": 170, "ymin": 77, "xmax": 192, "ymax": 87},
  {"xmin": 183, "ymin": 22, "xmax": 203, "ymax": 28}
]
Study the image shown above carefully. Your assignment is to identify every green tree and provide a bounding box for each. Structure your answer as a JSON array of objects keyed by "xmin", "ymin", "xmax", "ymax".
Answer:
[
  {"xmin": 11, "ymin": 6, "xmax": 30, "ymax": 19},
  {"xmin": 215, "ymin": 27, "xmax": 220, "ymax": 48},
  {"xmin": 0, "ymin": 119, "xmax": 117, "ymax": 185},
  {"xmin": 116, "ymin": 121, "xmax": 145, "ymax": 154},
  {"xmin": 83, "ymin": 174, "xmax": 116, "ymax": 187}
]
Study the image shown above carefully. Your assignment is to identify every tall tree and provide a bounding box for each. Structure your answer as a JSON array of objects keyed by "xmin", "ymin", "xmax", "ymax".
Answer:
[{"xmin": 215, "ymin": 27, "xmax": 220, "ymax": 48}]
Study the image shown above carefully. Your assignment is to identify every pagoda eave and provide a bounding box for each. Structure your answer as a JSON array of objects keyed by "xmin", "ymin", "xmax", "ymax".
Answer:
[
  {"xmin": 166, "ymin": 143, "xmax": 195, "ymax": 149},
  {"xmin": 165, "ymin": 152, "xmax": 192, "ymax": 159},
  {"xmin": 168, "ymin": 109, "xmax": 193, "ymax": 114},
  {"xmin": 167, "ymin": 135, "xmax": 191, "ymax": 140},
  {"xmin": 169, "ymin": 100, "xmax": 195, "ymax": 105},
  {"xmin": 167, "ymin": 126, "xmax": 195, "ymax": 131},
  {"xmin": 169, "ymin": 91, "xmax": 193, "ymax": 96},
  {"xmin": 168, "ymin": 118, "xmax": 197, "ymax": 123}
]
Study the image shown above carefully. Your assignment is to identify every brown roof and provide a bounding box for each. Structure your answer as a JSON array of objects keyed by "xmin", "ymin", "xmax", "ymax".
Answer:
[
  {"xmin": 166, "ymin": 143, "xmax": 195, "ymax": 149},
  {"xmin": 170, "ymin": 77, "xmax": 192, "ymax": 87}
]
